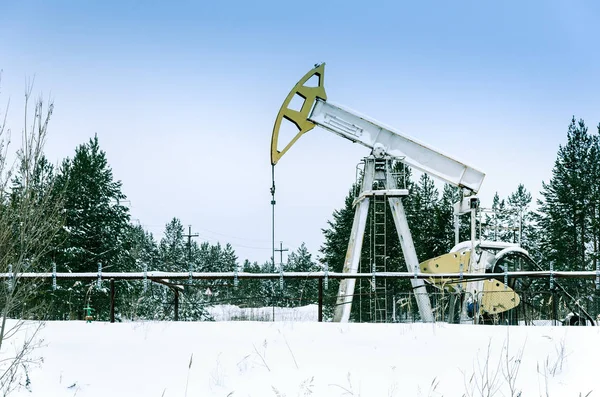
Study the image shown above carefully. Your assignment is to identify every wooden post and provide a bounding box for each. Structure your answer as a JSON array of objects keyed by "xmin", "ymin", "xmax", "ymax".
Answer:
[
  {"xmin": 110, "ymin": 278, "xmax": 115, "ymax": 323},
  {"xmin": 318, "ymin": 278, "xmax": 323, "ymax": 322},
  {"xmin": 174, "ymin": 289, "xmax": 179, "ymax": 321}
]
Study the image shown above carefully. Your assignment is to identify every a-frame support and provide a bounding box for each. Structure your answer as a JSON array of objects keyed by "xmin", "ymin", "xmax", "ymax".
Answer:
[{"xmin": 333, "ymin": 151, "xmax": 435, "ymax": 322}]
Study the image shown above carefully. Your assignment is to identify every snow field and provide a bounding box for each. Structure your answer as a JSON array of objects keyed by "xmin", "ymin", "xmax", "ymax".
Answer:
[{"xmin": 4, "ymin": 313, "xmax": 600, "ymax": 396}]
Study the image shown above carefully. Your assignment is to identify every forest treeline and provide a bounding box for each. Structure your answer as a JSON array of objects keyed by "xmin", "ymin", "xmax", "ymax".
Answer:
[{"xmin": 3, "ymin": 114, "xmax": 599, "ymax": 321}]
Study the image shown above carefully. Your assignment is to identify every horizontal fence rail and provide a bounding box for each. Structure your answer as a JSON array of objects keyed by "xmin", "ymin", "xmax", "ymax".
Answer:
[
  {"xmin": 1, "ymin": 270, "xmax": 599, "ymax": 280},
  {"xmin": 3, "ymin": 270, "xmax": 599, "ymax": 325}
]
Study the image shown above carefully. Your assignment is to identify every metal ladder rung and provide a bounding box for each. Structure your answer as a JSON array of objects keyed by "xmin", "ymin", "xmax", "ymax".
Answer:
[{"xmin": 370, "ymin": 168, "xmax": 391, "ymax": 323}]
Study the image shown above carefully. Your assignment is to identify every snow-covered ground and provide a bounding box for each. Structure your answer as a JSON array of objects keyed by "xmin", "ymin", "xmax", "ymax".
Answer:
[
  {"xmin": 3, "ymin": 306, "xmax": 600, "ymax": 396},
  {"xmin": 206, "ymin": 304, "xmax": 319, "ymax": 322}
]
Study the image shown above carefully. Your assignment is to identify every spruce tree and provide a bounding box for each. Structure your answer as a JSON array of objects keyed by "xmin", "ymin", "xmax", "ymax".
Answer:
[
  {"xmin": 159, "ymin": 217, "xmax": 186, "ymax": 272},
  {"xmin": 537, "ymin": 117, "xmax": 594, "ymax": 272},
  {"xmin": 412, "ymin": 173, "xmax": 441, "ymax": 259},
  {"xmin": 434, "ymin": 184, "xmax": 461, "ymax": 252},
  {"xmin": 215, "ymin": 243, "xmax": 238, "ymax": 300},
  {"xmin": 318, "ymin": 186, "xmax": 356, "ymax": 273},
  {"xmin": 238, "ymin": 259, "xmax": 269, "ymax": 307},
  {"xmin": 284, "ymin": 243, "xmax": 320, "ymax": 306},
  {"xmin": 157, "ymin": 218, "xmax": 213, "ymax": 320},
  {"xmin": 588, "ymin": 130, "xmax": 600, "ymax": 273},
  {"xmin": 51, "ymin": 135, "xmax": 131, "ymax": 319},
  {"xmin": 483, "ymin": 193, "xmax": 507, "ymax": 241},
  {"xmin": 507, "ymin": 184, "xmax": 540, "ymax": 258},
  {"xmin": 121, "ymin": 224, "xmax": 161, "ymax": 320}
]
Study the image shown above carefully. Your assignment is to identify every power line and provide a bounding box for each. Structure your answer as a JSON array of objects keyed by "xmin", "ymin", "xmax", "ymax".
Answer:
[
  {"xmin": 139, "ymin": 224, "xmax": 276, "ymax": 250},
  {"xmin": 139, "ymin": 224, "xmax": 272, "ymax": 244},
  {"xmin": 192, "ymin": 228, "xmax": 272, "ymax": 243},
  {"xmin": 193, "ymin": 233, "xmax": 272, "ymax": 250}
]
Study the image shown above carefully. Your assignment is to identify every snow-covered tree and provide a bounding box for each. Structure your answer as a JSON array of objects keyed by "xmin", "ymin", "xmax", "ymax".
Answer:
[
  {"xmin": 50, "ymin": 134, "xmax": 131, "ymax": 320},
  {"xmin": 159, "ymin": 217, "xmax": 186, "ymax": 272},
  {"xmin": 537, "ymin": 117, "xmax": 595, "ymax": 272},
  {"xmin": 284, "ymin": 243, "xmax": 320, "ymax": 306}
]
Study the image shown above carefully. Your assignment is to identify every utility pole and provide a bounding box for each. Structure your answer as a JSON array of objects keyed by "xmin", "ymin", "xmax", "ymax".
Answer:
[
  {"xmin": 184, "ymin": 225, "xmax": 200, "ymax": 266},
  {"xmin": 274, "ymin": 241, "xmax": 289, "ymax": 272}
]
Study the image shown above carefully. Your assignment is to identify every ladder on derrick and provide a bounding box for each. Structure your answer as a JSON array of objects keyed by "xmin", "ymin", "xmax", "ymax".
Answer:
[
  {"xmin": 370, "ymin": 159, "xmax": 389, "ymax": 322},
  {"xmin": 334, "ymin": 153, "xmax": 434, "ymax": 323}
]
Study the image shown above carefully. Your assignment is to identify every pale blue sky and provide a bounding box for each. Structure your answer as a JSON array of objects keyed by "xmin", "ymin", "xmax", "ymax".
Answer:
[{"xmin": 1, "ymin": 1, "xmax": 599, "ymax": 264}]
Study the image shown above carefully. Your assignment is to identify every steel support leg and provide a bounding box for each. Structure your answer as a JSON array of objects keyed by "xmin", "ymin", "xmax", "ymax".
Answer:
[
  {"xmin": 333, "ymin": 161, "xmax": 375, "ymax": 322},
  {"xmin": 388, "ymin": 197, "xmax": 434, "ymax": 322},
  {"xmin": 333, "ymin": 197, "xmax": 370, "ymax": 322}
]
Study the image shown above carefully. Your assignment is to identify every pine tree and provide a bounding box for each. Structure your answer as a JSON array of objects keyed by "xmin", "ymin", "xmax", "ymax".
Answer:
[
  {"xmin": 51, "ymin": 135, "xmax": 131, "ymax": 320},
  {"xmin": 216, "ymin": 243, "xmax": 238, "ymax": 301},
  {"xmin": 157, "ymin": 218, "xmax": 213, "ymax": 320},
  {"xmin": 412, "ymin": 173, "xmax": 441, "ymax": 259},
  {"xmin": 159, "ymin": 218, "xmax": 186, "ymax": 272},
  {"xmin": 221, "ymin": 244, "xmax": 238, "ymax": 272},
  {"xmin": 434, "ymin": 184, "xmax": 461, "ymax": 252},
  {"xmin": 318, "ymin": 186, "xmax": 356, "ymax": 273},
  {"xmin": 120, "ymin": 224, "xmax": 161, "ymax": 320},
  {"xmin": 284, "ymin": 243, "xmax": 320, "ymax": 306},
  {"xmin": 196, "ymin": 242, "xmax": 231, "ymax": 300},
  {"xmin": 537, "ymin": 117, "xmax": 594, "ymax": 272},
  {"xmin": 588, "ymin": 130, "xmax": 600, "ymax": 273},
  {"xmin": 507, "ymin": 184, "xmax": 540, "ymax": 257},
  {"xmin": 237, "ymin": 259, "xmax": 265, "ymax": 307},
  {"xmin": 486, "ymin": 193, "xmax": 512, "ymax": 242}
]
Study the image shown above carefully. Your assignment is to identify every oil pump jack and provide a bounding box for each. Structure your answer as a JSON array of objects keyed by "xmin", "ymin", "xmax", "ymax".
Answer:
[{"xmin": 270, "ymin": 63, "xmax": 592, "ymax": 324}]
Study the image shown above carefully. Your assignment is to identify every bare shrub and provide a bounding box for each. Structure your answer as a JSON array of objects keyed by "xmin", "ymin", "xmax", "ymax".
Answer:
[
  {"xmin": 0, "ymin": 74, "xmax": 64, "ymax": 395},
  {"xmin": 462, "ymin": 334, "xmax": 525, "ymax": 397},
  {"xmin": 501, "ymin": 331, "xmax": 525, "ymax": 397}
]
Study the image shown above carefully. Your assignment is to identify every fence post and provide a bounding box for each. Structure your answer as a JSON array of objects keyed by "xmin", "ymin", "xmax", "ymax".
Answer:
[
  {"xmin": 552, "ymin": 289, "xmax": 557, "ymax": 325},
  {"xmin": 318, "ymin": 278, "xmax": 323, "ymax": 322},
  {"xmin": 174, "ymin": 289, "xmax": 179, "ymax": 321},
  {"xmin": 110, "ymin": 278, "xmax": 115, "ymax": 323},
  {"xmin": 596, "ymin": 261, "xmax": 600, "ymax": 324}
]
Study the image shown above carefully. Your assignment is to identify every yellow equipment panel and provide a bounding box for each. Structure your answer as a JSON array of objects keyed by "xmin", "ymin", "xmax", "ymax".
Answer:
[
  {"xmin": 419, "ymin": 250, "xmax": 471, "ymax": 292},
  {"xmin": 480, "ymin": 279, "xmax": 520, "ymax": 315}
]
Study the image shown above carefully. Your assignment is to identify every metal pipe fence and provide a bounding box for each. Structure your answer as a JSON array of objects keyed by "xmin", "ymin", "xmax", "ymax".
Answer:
[{"xmin": 2, "ymin": 271, "xmax": 599, "ymax": 325}]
